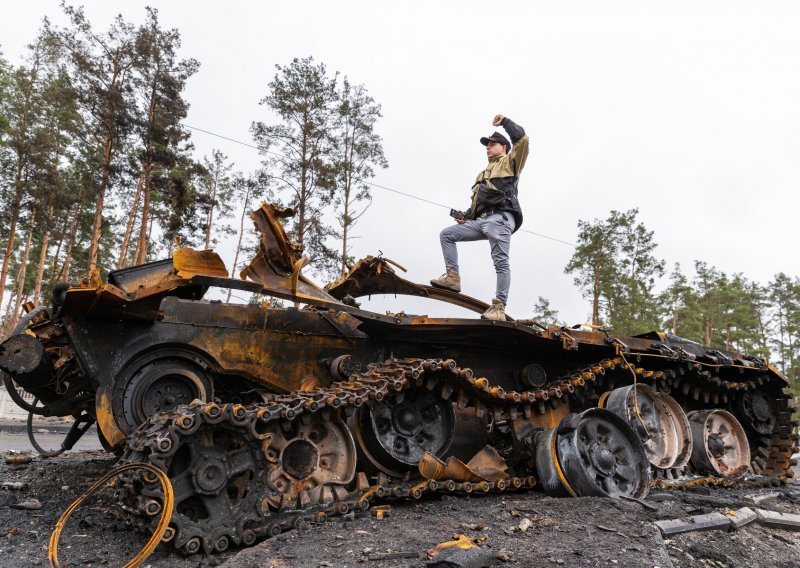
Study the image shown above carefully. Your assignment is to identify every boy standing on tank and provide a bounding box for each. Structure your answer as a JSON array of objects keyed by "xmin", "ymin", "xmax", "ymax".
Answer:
[{"xmin": 430, "ymin": 114, "xmax": 530, "ymax": 321}]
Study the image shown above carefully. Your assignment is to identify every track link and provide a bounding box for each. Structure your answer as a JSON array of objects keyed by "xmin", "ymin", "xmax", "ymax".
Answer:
[{"xmin": 117, "ymin": 355, "xmax": 798, "ymax": 554}]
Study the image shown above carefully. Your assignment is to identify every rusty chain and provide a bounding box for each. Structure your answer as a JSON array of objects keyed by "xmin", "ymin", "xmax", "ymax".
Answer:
[{"xmin": 116, "ymin": 355, "xmax": 798, "ymax": 554}]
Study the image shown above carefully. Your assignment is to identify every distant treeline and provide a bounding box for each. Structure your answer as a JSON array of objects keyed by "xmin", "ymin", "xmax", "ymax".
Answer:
[
  {"xmin": 0, "ymin": 5, "xmax": 387, "ymax": 335},
  {"xmin": 531, "ymin": 209, "xmax": 799, "ymax": 387}
]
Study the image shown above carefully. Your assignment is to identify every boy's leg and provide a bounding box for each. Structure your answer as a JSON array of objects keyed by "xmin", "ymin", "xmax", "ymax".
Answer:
[
  {"xmin": 482, "ymin": 213, "xmax": 516, "ymax": 304},
  {"xmin": 439, "ymin": 220, "xmax": 485, "ymax": 272},
  {"xmin": 432, "ymin": 220, "xmax": 485, "ymax": 292}
]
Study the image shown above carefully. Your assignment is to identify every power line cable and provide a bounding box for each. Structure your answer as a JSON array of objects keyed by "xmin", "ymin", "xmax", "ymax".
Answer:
[{"xmin": 182, "ymin": 123, "xmax": 577, "ymax": 247}]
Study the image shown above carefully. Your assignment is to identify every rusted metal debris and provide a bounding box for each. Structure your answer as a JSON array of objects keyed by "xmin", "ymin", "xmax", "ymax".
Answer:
[{"xmin": 0, "ymin": 200, "xmax": 796, "ymax": 557}]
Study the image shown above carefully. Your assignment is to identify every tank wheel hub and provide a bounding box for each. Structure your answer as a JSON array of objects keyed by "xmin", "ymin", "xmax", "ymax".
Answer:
[
  {"xmin": 707, "ymin": 433, "xmax": 726, "ymax": 459},
  {"xmin": 588, "ymin": 443, "xmax": 617, "ymax": 477},
  {"xmin": 601, "ymin": 384, "xmax": 693, "ymax": 469},
  {"xmin": 120, "ymin": 358, "xmax": 212, "ymax": 435},
  {"xmin": 193, "ymin": 458, "xmax": 228, "ymax": 494},
  {"xmin": 356, "ymin": 388, "xmax": 455, "ymax": 476},
  {"xmin": 282, "ymin": 439, "xmax": 320, "ymax": 480},
  {"xmin": 141, "ymin": 377, "xmax": 193, "ymax": 415}
]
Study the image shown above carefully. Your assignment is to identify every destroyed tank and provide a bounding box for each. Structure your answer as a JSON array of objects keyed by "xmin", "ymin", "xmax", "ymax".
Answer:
[{"xmin": 1, "ymin": 203, "xmax": 796, "ymax": 555}]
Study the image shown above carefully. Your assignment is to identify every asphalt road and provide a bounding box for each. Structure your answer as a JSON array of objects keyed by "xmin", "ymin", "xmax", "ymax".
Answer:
[{"xmin": 0, "ymin": 423, "xmax": 102, "ymax": 453}]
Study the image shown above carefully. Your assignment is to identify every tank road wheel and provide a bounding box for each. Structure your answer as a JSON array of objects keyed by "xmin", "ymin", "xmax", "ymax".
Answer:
[
  {"xmin": 126, "ymin": 416, "xmax": 269, "ymax": 554},
  {"xmin": 688, "ymin": 409, "xmax": 751, "ymax": 476},
  {"xmin": 536, "ymin": 408, "xmax": 651, "ymax": 499},
  {"xmin": 354, "ymin": 388, "xmax": 455, "ymax": 476},
  {"xmin": 737, "ymin": 389, "xmax": 779, "ymax": 436},
  {"xmin": 121, "ymin": 359, "xmax": 212, "ymax": 435},
  {"xmin": 258, "ymin": 411, "xmax": 357, "ymax": 512},
  {"xmin": 601, "ymin": 384, "xmax": 693, "ymax": 469}
]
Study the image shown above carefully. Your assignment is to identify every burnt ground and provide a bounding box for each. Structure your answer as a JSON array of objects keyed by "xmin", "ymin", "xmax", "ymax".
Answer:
[{"xmin": 0, "ymin": 449, "xmax": 799, "ymax": 568}]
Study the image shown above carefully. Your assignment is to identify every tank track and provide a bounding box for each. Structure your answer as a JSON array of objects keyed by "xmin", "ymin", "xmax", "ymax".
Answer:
[{"xmin": 117, "ymin": 356, "xmax": 798, "ymax": 554}]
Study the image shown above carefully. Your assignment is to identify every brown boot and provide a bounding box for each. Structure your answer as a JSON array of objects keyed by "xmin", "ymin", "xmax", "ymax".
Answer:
[
  {"xmin": 430, "ymin": 268, "xmax": 461, "ymax": 293},
  {"xmin": 481, "ymin": 298, "xmax": 506, "ymax": 321}
]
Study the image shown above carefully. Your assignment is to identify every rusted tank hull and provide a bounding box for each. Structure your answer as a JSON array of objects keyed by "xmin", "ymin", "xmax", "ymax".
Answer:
[{"xmin": 0, "ymin": 201, "xmax": 795, "ymax": 559}]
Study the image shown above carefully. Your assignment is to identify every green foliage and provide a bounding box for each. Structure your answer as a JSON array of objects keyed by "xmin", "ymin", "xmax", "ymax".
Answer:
[
  {"xmin": 530, "ymin": 296, "xmax": 561, "ymax": 326},
  {"xmin": 331, "ymin": 78, "xmax": 388, "ymax": 274},
  {"xmin": 0, "ymin": 49, "xmax": 11, "ymax": 139},
  {"xmin": 197, "ymin": 150, "xmax": 235, "ymax": 249},
  {"xmin": 769, "ymin": 273, "xmax": 800, "ymax": 385},
  {"xmin": 252, "ymin": 56, "xmax": 341, "ymax": 278},
  {"xmin": 562, "ymin": 209, "xmax": 799, "ymax": 389},
  {"xmin": 0, "ymin": 4, "xmax": 205, "ymax": 329},
  {"xmin": 252, "ymin": 58, "xmax": 388, "ymax": 280},
  {"xmin": 564, "ymin": 208, "xmax": 664, "ymax": 334}
]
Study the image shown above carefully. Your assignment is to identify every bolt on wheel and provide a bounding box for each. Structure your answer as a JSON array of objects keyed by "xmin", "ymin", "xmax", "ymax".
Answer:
[
  {"xmin": 601, "ymin": 384, "xmax": 692, "ymax": 469},
  {"xmin": 354, "ymin": 388, "xmax": 455, "ymax": 476},
  {"xmin": 737, "ymin": 389, "xmax": 778, "ymax": 435},
  {"xmin": 535, "ymin": 408, "xmax": 651, "ymax": 499},
  {"xmin": 260, "ymin": 411, "xmax": 357, "ymax": 511},
  {"xmin": 688, "ymin": 409, "xmax": 750, "ymax": 476}
]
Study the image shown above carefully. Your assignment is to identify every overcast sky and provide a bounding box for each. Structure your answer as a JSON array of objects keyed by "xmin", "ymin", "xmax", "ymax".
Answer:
[{"xmin": 3, "ymin": 1, "xmax": 799, "ymax": 325}]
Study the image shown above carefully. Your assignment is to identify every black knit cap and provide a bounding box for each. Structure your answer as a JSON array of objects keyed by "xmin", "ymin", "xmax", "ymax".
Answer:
[{"xmin": 480, "ymin": 131, "xmax": 511, "ymax": 151}]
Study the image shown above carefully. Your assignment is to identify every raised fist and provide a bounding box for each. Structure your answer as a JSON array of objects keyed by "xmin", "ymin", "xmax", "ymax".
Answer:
[{"xmin": 492, "ymin": 114, "xmax": 504, "ymax": 126}]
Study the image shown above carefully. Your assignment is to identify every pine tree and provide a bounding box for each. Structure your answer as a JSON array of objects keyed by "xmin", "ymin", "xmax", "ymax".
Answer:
[
  {"xmin": 46, "ymin": 5, "xmax": 139, "ymax": 275},
  {"xmin": 530, "ymin": 296, "xmax": 561, "ymax": 326},
  {"xmin": 565, "ymin": 209, "xmax": 663, "ymax": 333},
  {"xmin": 769, "ymin": 273, "xmax": 800, "ymax": 383},
  {"xmin": 660, "ymin": 263, "xmax": 694, "ymax": 335},
  {"xmin": 226, "ymin": 171, "xmax": 268, "ymax": 302},
  {"xmin": 607, "ymin": 210, "xmax": 665, "ymax": 334},
  {"xmin": 331, "ymin": 79, "xmax": 388, "ymax": 275},
  {"xmin": 129, "ymin": 8, "xmax": 198, "ymax": 265},
  {"xmin": 564, "ymin": 213, "xmax": 620, "ymax": 326},
  {"xmin": 197, "ymin": 150, "xmax": 235, "ymax": 250},
  {"xmin": 251, "ymin": 56, "xmax": 339, "ymax": 278}
]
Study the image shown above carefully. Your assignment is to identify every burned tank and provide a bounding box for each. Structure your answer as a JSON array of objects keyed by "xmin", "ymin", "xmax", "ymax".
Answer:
[{"xmin": 1, "ymin": 203, "xmax": 796, "ymax": 555}]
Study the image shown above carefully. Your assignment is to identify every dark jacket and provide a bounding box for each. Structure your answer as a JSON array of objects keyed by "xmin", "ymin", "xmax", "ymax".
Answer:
[{"xmin": 465, "ymin": 117, "xmax": 530, "ymax": 232}]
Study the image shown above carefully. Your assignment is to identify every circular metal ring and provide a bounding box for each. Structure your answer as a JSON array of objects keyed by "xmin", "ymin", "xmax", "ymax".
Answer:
[
  {"xmin": 602, "ymin": 384, "xmax": 692, "ymax": 469},
  {"xmin": 688, "ymin": 409, "xmax": 751, "ymax": 476},
  {"xmin": 536, "ymin": 408, "xmax": 651, "ymax": 499},
  {"xmin": 353, "ymin": 387, "xmax": 455, "ymax": 476}
]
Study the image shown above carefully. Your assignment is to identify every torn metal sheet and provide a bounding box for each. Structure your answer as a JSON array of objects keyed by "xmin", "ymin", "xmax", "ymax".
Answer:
[
  {"xmin": 325, "ymin": 255, "xmax": 496, "ymax": 316},
  {"xmin": 419, "ymin": 445, "xmax": 509, "ymax": 483}
]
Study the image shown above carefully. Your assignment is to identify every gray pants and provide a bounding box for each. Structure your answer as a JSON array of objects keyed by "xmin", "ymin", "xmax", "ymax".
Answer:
[{"xmin": 439, "ymin": 212, "xmax": 516, "ymax": 304}]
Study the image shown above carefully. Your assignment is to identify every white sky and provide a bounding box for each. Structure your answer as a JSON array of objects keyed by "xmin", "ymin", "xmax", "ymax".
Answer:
[{"xmin": 3, "ymin": 1, "xmax": 799, "ymax": 324}]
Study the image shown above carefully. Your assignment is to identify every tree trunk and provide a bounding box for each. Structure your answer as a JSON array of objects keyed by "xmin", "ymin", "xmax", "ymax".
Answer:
[
  {"xmin": 133, "ymin": 73, "xmax": 160, "ymax": 265},
  {"xmin": 32, "ymin": 207, "xmax": 53, "ymax": 306},
  {"xmin": 341, "ymin": 192, "xmax": 350, "ymax": 275},
  {"xmin": 48, "ymin": 215, "xmax": 68, "ymax": 287},
  {"xmin": 0, "ymin": 163, "xmax": 26, "ymax": 316},
  {"xmin": 204, "ymin": 172, "xmax": 217, "ymax": 250},
  {"xmin": 226, "ymin": 182, "xmax": 252, "ymax": 303},
  {"xmin": 7, "ymin": 227, "xmax": 34, "ymax": 334},
  {"xmin": 0, "ymin": 294, "xmax": 15, "ymax": 338},
  {"xmin": 134, "ymin": 157, "xmax": 153, "ymax": 265},
  {"xmin": 117, "ymin": 171, "xmax": 145, "ymax": 268},
  {"xmin": 591, "ymin": 252, "xmax": 601, "ymax": 326},
  {"xmin": 88, "ymin": 132, "xmax": 114, "ymax": 274},
  {"xmin": 725, "ymin": 314, "xmax": 731, "ymax": 351},
  {"xmin": 58, "ymin": 202, "xmax": 83, "ymax": 283},
  {"xmin": 340, "ymin": 126, "xmax": 355, "ymax": 275},
  {"xmin": 297, "ymin": 112, "xmax": 309, "ymax": 247}
]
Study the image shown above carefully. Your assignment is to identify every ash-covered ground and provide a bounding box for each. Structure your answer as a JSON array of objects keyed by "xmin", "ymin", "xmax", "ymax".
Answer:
[{"xmin": 1, "ymin": 446, "xmax": 799, "ymax": 568}]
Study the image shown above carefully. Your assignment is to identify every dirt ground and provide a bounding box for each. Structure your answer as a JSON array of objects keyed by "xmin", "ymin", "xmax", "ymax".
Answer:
[{"xmin": 1, "ymin": 449, "xmax": 799, "ymax": 568}]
